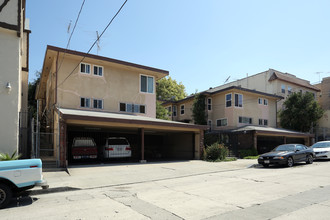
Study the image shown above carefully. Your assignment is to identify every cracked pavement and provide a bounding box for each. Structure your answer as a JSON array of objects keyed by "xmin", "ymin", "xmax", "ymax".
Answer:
[{"xmin": 1, "ymin": 160, "xmax": 330, "ymax": 219}]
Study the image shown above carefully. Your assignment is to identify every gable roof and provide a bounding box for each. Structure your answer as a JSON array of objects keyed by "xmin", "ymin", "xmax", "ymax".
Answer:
[
  {"xmin": 163, "ymin": 86, "xmax": 283, "ymax": 105},
  {"xmin": 268, "ymin": 70, "xmax": 320, "ymax": 92}
]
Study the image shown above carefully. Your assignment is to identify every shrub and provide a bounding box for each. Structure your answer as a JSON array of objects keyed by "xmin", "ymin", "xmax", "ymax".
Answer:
[
  {"xmin": 0, "ymin": 150, "xmax": 21, "ymax": 161},
  {"xmin": 205, "ymin": 142, "xmax": 228, "ymax": 161},
  {"xmin": 239, "ymin": 148, "xmax": 258, "ymax": 158}
]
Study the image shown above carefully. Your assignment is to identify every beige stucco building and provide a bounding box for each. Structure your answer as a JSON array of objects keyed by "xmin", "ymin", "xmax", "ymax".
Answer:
[
  {"xmin": 216, "ymin": 69, "xmax": 320, "ymax": 121},
  {"xmin": 315, "ymin": 77, "xmax": 330, "ymax": 140},
  {"xmin": 36, "ymin": 46, "xmax": 206, "ymax": 167},
  {"xmin": 0, "ymin": 0, "xmax": 29, "ymax": 155}
]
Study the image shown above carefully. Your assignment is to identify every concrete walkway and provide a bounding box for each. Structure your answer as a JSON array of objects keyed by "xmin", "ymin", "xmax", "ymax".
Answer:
[{"xmin": 35, "ymin": 159, "xmax": 255, "ymax": 193}]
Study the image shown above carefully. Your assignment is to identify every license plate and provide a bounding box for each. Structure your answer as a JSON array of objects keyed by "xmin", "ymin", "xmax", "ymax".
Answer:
[{"xmin": 264, "ymin": 160, "xmax": 270, "ymax": 164}]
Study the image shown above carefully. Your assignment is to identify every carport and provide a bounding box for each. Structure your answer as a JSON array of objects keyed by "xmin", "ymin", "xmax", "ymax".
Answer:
[{"xmin": 55, "ymin": 108, "xmax": 207, "ymax": 167}]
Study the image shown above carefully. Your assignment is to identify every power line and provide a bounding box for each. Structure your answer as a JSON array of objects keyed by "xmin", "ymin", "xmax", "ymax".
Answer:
[
  {"xmin": 57, "ymin": 0, "xmax": 128, "ymax": 89},
  {"xmin": 57, "ymin": 0, "xmax": 86, "ymax": 73}
]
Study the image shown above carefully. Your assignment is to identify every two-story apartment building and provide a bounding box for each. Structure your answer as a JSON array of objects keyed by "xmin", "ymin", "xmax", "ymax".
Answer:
[
  {"xmin": 215, "ymin": 69, "xmax": 320, "ymax": 125},
  {"xmin": 0, "ymin": 0, "xmax": 30, "ymax": 156},
  {"xmin": 36, "ymin": 45, "xmax": 206, "ymax": 167},
  {"xmin": 164, "ymin": 86, "xmax": 313, "ymax": 155}
]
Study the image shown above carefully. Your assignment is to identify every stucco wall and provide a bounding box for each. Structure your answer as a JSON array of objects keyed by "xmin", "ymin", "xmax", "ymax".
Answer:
[
  {"xmin": 55, "ymin": 56, "xmax": 156, "ymax": 118},
  {"xmin": 0, "ymin": 28, "xmax": 20, "ymax": 154}
]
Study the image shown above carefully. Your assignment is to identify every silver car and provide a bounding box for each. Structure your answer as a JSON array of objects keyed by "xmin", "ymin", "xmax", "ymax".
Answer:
[
  {"xmin": 311, "ymin": 141, "xmax": 330, "ymax": 159},
  {"xmin": 103, "ymin": 137, "xmax": 131, "ymax": 158}
]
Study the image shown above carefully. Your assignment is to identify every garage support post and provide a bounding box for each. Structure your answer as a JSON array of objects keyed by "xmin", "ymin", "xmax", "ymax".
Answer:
[{"xmin": 140, "ymin": 128, "xmax": 146, "ymax": 163}]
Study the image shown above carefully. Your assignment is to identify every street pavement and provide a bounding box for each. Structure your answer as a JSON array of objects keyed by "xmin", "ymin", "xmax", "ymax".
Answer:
[{"xmin": 1, "ymin": 159, "xmax": 330, "ymax": 219}]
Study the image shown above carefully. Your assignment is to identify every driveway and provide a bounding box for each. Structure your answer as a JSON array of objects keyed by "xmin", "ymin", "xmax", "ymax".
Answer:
[{"xmin": 1, "ymin": 159, "xmax": 330, "ymax": 219}]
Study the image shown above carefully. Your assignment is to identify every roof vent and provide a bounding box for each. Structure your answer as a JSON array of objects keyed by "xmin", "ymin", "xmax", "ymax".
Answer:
[{"xmin": 209, "ymin": 87, "xmax": 213, "ymax": 89}]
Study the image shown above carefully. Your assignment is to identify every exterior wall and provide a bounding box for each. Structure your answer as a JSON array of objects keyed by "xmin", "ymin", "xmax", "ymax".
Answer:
[
  {"xmin": 0, "ymin": 28, "xmax": 20, "ymax": 154},
  {"xmin": 208, "ymin": 90, "xmax": 277, "ymax": 130},
  {"xmin": 170, "ymin": 99, "xmax": 194, "ymax": 123},
  {"xmin": 55, "ymin": 55, "xmax": 157, "ymax": 118}
]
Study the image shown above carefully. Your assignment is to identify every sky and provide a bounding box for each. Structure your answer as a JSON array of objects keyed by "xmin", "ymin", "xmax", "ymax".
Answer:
[{"xmin": 26, "ymin": 0, "xmax": 330, "ymax": 95}]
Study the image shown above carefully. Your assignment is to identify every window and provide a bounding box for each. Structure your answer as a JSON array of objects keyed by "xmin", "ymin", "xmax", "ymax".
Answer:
[
  {"xmin": 239, "ymin": 116, "xmax": 252, "ymax": 124},
  {"xmin": 258, "ymin": 98, "xmax": 262, "ymax": 105},
  {"xmin": 208, "ymin": 120, "xmax": 212, "ymax": 130},
  {"xmin": 281, "ymin": 85, "xmax": 285, "ymax": 94},
  {"xmin": 93, "ymin": 99, "xmax": 103, "ymax": 109},
  {"xmin": 180, "ymin": 105, "xmax": 185, "ymax": 115},
  {"xmin": 140, "ymin": 75, "xmax": 154, "ymax": 93},
  {"xmin": 288, "ymin": 86, "xmax": 292, "ymax": 94},
  {"xmin": 167, "ymin": 106, "xmax": 172, "ymax": 116},
  {"xmin": 207, "ymin": 98, "xmax": 212, "ymax": 111},
  {"xmin": 264, "ymin": 119, "xmax": 268, "ymax": 126},
  {"xmin": 93, "ymin": 65, "xmax": 103, "ymax": 76},
  {"xmin": 80, "ymin": 97, "xmax": 90, "ymax": 108},
  {"xmin": 235, "ymin": 94, "xmax": 243, "ymax": 107},
  {"xmin": 226, "ymin": 93, "xmax": 232, "ymax": 107},
  {"xmin": 173, "ymin": 106, "xmax": 177, "ymax": 117},
  {"xmin": 119, "ymin": 102, "xmax": 146, "ymax": 114},
  {"xmin": 258, "ymin": 119, "xmax": 268, "ymax": 126},
  {"xmin": 216, "ymin": 118, "xmax": 227, "ymax": 127},
  {"xmin": 264, "ymin": 99, "xmax": 268, "ymax": 106},
  {"xmin": 80, "ymin": 63, "xmax": 91, "ymax": 74}
]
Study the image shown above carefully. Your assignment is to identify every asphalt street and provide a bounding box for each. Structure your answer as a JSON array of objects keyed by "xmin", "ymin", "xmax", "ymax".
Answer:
[{"xmin": 1, "ymin": 159, "xmax": 330, "ymax": 219}]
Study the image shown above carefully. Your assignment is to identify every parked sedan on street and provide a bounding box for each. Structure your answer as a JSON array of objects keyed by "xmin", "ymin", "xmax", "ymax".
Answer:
[
  {"xmin": 258, "ymin": 144, "xmax": 315, "ymax": 167},
  {"xmin": 311, "ymin": 141, "xmax": 330, "ymax": 159}
]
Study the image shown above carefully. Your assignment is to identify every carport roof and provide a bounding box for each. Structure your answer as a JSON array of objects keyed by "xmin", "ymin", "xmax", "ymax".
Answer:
[
  {"xmin": 58, "ymin": 108, "xmax": 207, "ymax": 131},
  {"xmin": 230, "ymin": 125, "xmax": 314, "ymax": 137}
]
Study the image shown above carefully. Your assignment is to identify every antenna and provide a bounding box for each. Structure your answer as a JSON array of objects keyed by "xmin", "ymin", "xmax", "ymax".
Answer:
[
  {"xmin": 67, "ymin": 20, "xmax": 72, "ymax": 34},
  {"xmin": 224, "ymin": 76, "xmax": 230, "ymax": 84},
  {"xmin": 96, "ymin": 31, "xmax": 101, "ymax": 55},
  {"xmin": 315, "ymin": 72, "xmax": 322, "ymax": 83}
]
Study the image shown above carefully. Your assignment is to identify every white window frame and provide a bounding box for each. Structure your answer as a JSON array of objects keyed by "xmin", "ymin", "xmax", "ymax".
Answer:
[
  {"xmin": 207, "ymin": 98, "xmax": 212, "ymax": 111},
  {"xmin": 258, "ymin": 98, "xmax": 263, "ymax": 105},
  {"xmin": 259, "ymin": 119, "xmax": 263, "ymax": 125},
  {"xmin": 80, "ymin": 62, "xmax": 91, "ymax": 74},
  {"xmin": 234, "ymin": 93, "xmax": 243, "ymax": 108},
  {"xmin": 288, "ymin": 86, "xmax": 292, "ymax": 94},
  {"xmin": 239, "ymin": 116, "xmax": 252, "ymax": 124},
  {"xmin": 264, "ymin": 98, "xmax": 268, "ymax": 106},
  {"xmin": 80, "ymin": 97, "xmax": 91, "ymax": 108},
  {"xmin": 140, "ymin": 74, "xmax": 154, "ymax": 94},
  {"xmin": 93, "ymin": 65, "xmax": 103, "ymax": 77},
  {"xmin": 92, "ymin": 99, "xmax": 103, "ymax": 109},
  {"xmin": 119, "ymin": 102, "xmax": 146, "ymax": 114},
  {"xmin": 281, "ymin": 85, "xmax": 286, "ymax": 94},
  {"xmin": 226, "ymin": 93, "xmax": 232, "ymax": 108},
  {"xmin": 216, "ymin": 118, "xmax": 228, "ymax": 127},
  {"xmin": 264, "ymin": 119, "xmax": 268, "ymax": 126},
  {"xmin": 180, "ymin": 104, "xmax": 185, "ymax": 115}
]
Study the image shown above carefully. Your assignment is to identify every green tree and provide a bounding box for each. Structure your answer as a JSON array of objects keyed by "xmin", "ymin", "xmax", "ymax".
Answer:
[
  {"xmin": 279, "ymin": 92, "xmax": 324, "ymax": 132},
  {"xmin": 192, "ymin": 93, "xmax": 207, "ymax": 125},
  {"xmin": 28, "ymin": 71, "xmax": 41, "ymax": 118},
  {"xmin": 156, "ymin": 76, "xmax": 187, "ymax": 101},
  {"xmin": 156, "ymin": 101, "xmax": 169, "ymax": 120}
]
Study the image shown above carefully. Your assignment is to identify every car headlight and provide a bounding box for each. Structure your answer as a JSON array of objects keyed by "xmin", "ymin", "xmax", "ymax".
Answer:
[
  {"xmin": 259, "ymin": 156, "xmax": 263, "ymax": 159},
  {"xmin": 273, "ymin": 156, "xmax": 284, "ymax": 159}
]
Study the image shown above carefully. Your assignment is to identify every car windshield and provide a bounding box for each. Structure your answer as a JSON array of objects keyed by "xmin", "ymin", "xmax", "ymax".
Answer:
[
  {"xmin": 73, "ymin": 139, "xmax": 96, "ymax": 147},
  {"xmin": 108, "ymin": 139, "xmax": 128, "ymax": 145},
  {"xmin": 273, "ymin": 145, "xmax": 295, "ymax": 152},
  {"xmin": 312, "ymin": 142, "xmax": 330, "ymax": 148}
]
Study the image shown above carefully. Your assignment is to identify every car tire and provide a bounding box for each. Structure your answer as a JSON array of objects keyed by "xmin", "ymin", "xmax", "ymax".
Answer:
[
  {"xmin": 262, "ymin": 164, "xmax": 269, "ymax": 168},
  {"xmin": 287, "ymin": 157, "xmax": 294, "ymax": 167},
  {"xmin": 306, "ymin": 154, "xmax": 314, "ymax": 164},
  {"xmin": 0, "ymin": 183, "xmax": 12, "ymax": 209}
]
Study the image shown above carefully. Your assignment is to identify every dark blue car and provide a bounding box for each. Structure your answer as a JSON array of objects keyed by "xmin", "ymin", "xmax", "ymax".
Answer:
[{"xmin": 258, "ymin": 144, "xmax": 315, "ymax": 167}]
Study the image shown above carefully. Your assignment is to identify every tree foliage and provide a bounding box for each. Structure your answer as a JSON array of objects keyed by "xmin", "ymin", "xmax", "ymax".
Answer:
[
  {"xmin": 156, "ymin": 101, "xmax": 169, "ymax": 120},
  {"xmin": 192, "ymin": 93, "xmax": 207, "ymax": 125},
  {"xmin": 156, "ymin": 76, "xmax": 187, "ymax": 101},
  {"xmin": 28, "ymin": 71, "xmax": 41, "ymax": 118},
  {"xmin": 279, "ymin": 92, "xmax": 324, "ymax": 132}
]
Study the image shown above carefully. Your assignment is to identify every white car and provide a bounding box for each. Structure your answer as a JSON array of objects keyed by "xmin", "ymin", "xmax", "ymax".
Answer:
[
  {"xmin": 103, "ymin": 137, "xmax": 131, "ymax": 158},
  {"xmin": 311, "ymin": 141, "xmax": 330, "ymax": 159}
]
